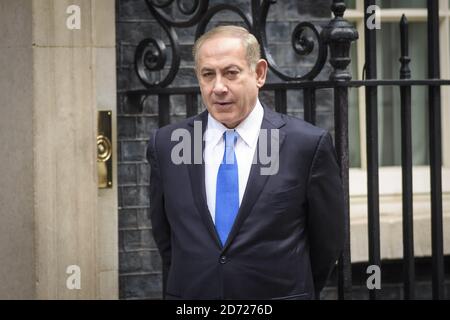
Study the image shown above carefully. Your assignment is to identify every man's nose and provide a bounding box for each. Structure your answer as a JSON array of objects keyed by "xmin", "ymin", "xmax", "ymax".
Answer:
[{"xmin": 212, "ymin": 76, "xmax": 228, "ymax": 95}]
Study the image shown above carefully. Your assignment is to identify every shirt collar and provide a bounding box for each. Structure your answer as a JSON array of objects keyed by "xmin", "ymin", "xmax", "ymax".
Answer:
[
  {"xmin": 235, "ymin": 99, "xmax": 263, "ymax": 148},
  {"xmin": 205, "ymin": 99, "xmax": 264, "ymax": 148}
]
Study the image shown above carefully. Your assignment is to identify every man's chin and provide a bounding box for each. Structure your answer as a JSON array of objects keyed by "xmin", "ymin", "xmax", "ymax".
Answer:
[
  {"xmin": 211, "ymin": 114, "xmax": 239, "ymax": 128},
  {"xmin": 212, "ymin": 103, "xmax": 235, "ymax": 112}
]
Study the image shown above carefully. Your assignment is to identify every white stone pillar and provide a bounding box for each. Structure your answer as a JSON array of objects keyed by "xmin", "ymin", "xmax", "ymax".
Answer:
[{"xmin": 0, "ymin": 0, "xmax": 118, "ymax": 299}]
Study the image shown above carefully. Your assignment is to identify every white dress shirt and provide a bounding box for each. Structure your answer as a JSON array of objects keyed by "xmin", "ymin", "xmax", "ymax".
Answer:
[{"xmin": 204, "ymin": 99, "xmax": 264, "ymax": 223}]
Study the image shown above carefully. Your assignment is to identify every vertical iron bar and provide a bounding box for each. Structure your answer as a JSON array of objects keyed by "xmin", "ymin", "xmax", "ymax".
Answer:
[
  {"xmin": 186, "ymin": 93, "xmax": 198, "ymax": 118},
  {"xmin": 304, "ymin": 88, "xmax": 316, "ymax": 125},
  {"xmin": 427, "ymin": 0, "xmax": 445, "ymax": 300},
  {"xmin": 364, "ymin": 0, "xmax": 381, "ymax": 301},
  {"xmin": 321, "ymin": 0, "xmax": 358, "ymax": 300},
  {"xmin": 158, "ymin": 94, "xmax": 170, "ymax": 127},
  {"xmin": 275, "ymin": 89, "xmax": 287, "ymax": 114},
  {"xmin": 334, "ymin": 85, "xmax": 351, "ymax": 301},
  {"xmin": 399, "ymin": 15, "xmax": 415, "ymax": 300}
]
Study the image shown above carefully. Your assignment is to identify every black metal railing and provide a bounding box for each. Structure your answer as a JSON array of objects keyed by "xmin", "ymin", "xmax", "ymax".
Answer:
[
  {"xmin": 399, "ymin": 12, "xmax": 415, "ymax": 300},
  {"xmin": 123, "ymin": 0, "xmax": 449, "ymax": 299},
  {"xmin": 427, "ymin": 0, "xmax": 446, "ymax": 301}
]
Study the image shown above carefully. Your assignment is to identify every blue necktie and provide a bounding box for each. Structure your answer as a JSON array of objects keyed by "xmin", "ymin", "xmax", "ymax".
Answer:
[{"xmin": 215, "ymin": 130, "xmax": 239, "ymax": 246}]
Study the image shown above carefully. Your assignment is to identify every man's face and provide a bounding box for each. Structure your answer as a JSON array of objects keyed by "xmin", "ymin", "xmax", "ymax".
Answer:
[{"xmin": 196, "ymin": 36, "xmax": 267, "ymax": 128}]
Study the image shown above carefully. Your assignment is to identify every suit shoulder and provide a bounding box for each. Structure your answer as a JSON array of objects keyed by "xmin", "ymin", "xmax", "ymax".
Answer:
[
  {"xmin": 152, "ymin": 112, "xmax": 205, "ymax": 142},
  {"xmin": 276, "ymin": 112, "xmax": 334, "ymax": 165},
  {"xmin": 279, "ymin": 113, "xmax": 327, "ymax": 140},
  {"xmin": 157, "ymin": 116, "xmax": 192, "ymax": 135}
]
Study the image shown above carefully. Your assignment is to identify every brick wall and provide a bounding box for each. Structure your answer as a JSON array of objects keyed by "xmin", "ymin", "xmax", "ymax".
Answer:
[{"xmin": 116, "ymin": 0, "xmax": 335, "ymax": 299}]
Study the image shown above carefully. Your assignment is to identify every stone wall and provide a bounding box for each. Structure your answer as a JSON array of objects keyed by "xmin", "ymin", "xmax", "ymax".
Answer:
[{"xmin": 0, "ymin": 0, "xmax": 118, "ymax": 299}]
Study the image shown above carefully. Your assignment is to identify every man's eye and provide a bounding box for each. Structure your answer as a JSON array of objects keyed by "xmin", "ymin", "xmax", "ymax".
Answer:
[
  {"xmin": 202, "ymin": 72, "xmax": 213, "ymax": 78},
  {"xmin": 226, "ymin": 70, "xmax": 239, "ymax": 77}
]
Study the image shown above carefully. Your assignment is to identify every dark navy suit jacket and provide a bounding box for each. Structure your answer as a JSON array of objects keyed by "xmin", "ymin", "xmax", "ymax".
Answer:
[{"xmin": 146, "ymin": 105, "xmax": 345, "ymax": 300}]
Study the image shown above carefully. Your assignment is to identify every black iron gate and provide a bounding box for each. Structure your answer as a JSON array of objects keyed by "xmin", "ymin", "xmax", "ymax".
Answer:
[{"xmin": 124, "ymin": 0, "xmax": 449, "ymax": 299}]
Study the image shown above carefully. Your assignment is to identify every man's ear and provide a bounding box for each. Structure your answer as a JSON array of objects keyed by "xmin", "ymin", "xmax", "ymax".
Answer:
[{"xmin": 255, "ymin": 59, "xmax": 268, "ymax": 88}]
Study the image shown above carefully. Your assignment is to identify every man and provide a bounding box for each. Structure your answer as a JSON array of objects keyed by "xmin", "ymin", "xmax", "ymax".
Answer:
[{"xmin": 147, "ymin": 26, "xmax": 345, "ymax": 300}]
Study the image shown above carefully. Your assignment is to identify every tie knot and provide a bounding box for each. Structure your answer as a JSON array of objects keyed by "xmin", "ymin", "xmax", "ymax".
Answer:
[
  {"xmin": 223, "ymin": 130, "xmax": 237, "ymax": 165},
  {"xmin": 224, "ymin": 130, "xmax": 237, "ymax": 148}
]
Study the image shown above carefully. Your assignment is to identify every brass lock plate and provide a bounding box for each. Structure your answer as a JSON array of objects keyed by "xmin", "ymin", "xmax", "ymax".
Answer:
[{"xmin": 97, "ymin": 111, "xmax": 113, "ymax": 188}]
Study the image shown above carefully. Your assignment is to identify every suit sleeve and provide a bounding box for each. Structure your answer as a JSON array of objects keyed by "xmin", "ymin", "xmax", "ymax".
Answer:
[
  {"xmin": 306, "ymin": 131, "xmax": 345, "ymax": 298},
  {"xmin": 146, "ymin": 129, "xmax": 171, "ymax": 299}
]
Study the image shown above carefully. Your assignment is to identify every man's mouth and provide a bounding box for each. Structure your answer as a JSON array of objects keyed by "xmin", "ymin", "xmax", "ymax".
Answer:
[{"xmin": 214, "ymin": 101, "xmax": 233, "ymax": 107}]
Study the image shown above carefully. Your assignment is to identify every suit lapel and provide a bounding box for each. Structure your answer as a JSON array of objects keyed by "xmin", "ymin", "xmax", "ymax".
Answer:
[
  {"xmin": 222, "ymin": 106, "xmax": 286, "ymax": 250},
  {"xmin": 187, "ymin": 111, "xmax": 222, "ymax": 248}
]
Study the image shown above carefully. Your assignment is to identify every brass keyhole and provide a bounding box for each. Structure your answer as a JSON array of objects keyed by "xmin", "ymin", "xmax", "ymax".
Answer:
[{"xmin": 97, "ymin": 135, "xmax": 112, "ymax": 162}]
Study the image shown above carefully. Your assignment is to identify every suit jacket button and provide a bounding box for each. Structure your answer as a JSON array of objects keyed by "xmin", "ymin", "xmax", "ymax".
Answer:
[{"xmin": 219, "ymin": 256, "xmax": 227, "ymax": 264}]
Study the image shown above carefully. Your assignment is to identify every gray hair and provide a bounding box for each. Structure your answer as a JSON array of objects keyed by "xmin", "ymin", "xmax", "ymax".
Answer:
[{"xmin": 193, "ymin": 25, "xmax": 261, "ymax": 71}]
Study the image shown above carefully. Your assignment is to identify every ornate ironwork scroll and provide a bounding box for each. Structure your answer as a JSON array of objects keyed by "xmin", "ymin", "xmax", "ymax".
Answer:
[{"xmin": 134, "ymin": 0, "xmax": 330, "ymax": 88}]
